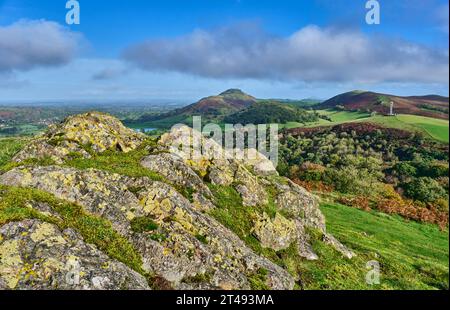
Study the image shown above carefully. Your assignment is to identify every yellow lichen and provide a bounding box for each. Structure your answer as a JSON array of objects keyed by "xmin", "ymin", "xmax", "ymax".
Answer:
[
  {"xmin": 126, "ymin": 211, "xmax": 136, "ymax": 221},
  {"xmin": 0, "ymin": 239, "xmax": 23, "ymax": 289},
  {"xmin": 30, "ymin": 223, "xmax": 66, "ymax": 246},
  {"xmin": 173, "ymin": 207, "xmax": 195, "ymax": 233}
]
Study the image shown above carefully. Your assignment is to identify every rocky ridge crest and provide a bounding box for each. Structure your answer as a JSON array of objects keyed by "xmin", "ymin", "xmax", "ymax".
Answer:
[{"xmin": 0, "ymin": 112, "xmax": 353, "ymax": 290}]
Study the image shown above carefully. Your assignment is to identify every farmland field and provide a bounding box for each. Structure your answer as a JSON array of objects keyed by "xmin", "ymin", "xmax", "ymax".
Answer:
[
  {"xmin": 319, "ymin": 109, "xmax": 371, "ymax": 122},
  {"xmin": 288, "ymin": 109, "xmax": 449, "ymax": 143},
  {"xmin": 369, "ymin": 115, "xmax": 449, "ymax": 143}
]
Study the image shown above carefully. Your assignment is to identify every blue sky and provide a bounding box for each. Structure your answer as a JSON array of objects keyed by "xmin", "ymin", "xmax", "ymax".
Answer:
[{"xmin": 0, "ymin": 0, "xmax": 448, "ymax": 102}]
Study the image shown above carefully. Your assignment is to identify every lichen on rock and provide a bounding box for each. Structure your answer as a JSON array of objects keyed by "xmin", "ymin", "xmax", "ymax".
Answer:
[
  {"xmin": 252, "ymin": 212, "xmax": 297, "ymax": 251},
  {"xmin": 0, "ymin": 166, "xmax": 295, "ymax": 290},
  {"xmin": 0, "ymin": 220, "xmax": 150, "ymax": 290},
  {"xmin": 0, "ymin": 112, "xmax": 355, "ymax": 290},
  {"xmin": 13, "ymin": 112, "xmax": 145, "ymax": 164}
]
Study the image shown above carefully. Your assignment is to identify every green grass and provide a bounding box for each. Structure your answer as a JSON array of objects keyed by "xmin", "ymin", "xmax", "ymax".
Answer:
[
  {"xmin": 298, "ymin": 202, "xmax": 449, "ymax": 290},
  {"xmin": 287, "ymin": 109, "xmax": 449, "ymax": 143},
  {"xmin": 281, "ymin": 120, "xmax": 328, "ymax": 129},
  {"xmin": 282, "ymin": 110, "xmax": 371, "ymax": 129},
  {"xmin": 130, "ymin": 216, "xmax": 159, "ymax": 233},
  {"xmin": 320, "ymin": 110, "xmax": 371, "ymax": 123},
  {"xmin": 372, "ymin": 115, "xmax": 449, "ymax": 143},
  {"xmin": 207, "ymin": 182, "xmax": 448, "ymax": 289},
  {"xmin": 207, "ymin": 184, "xmax": 279, "ymax": 261},
  {"xmin": 247, "ymin": 268, "xmax": 270, "ymax": 290},
  {"xmin": 63, "ymin": 139, "xmax": 166, "ymax": 182},
  {"xmin": 0, "ymin": 138, "xmax": 27, "ymax": 167}
]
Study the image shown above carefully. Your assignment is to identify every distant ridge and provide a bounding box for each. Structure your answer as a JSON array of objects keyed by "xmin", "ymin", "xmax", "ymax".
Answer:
[{"xmin": 316, "ymin": 91, "xmax": 449, "ymax": 120}]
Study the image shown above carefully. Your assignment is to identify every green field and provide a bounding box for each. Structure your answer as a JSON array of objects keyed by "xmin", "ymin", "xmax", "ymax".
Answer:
[
  {"xmin": 281, "ymin": 119, "xmax": 326, "ymax": 129},
  {"xmin": 318, "ymin": 109, "xmax": 371, "ymax": 123},
  {"xmin": 285, "ymin": 110, "xmax": 449, "ymax": 143},
  {"xmin": 370, "ymin": 115, "xmax": 449, "ymax": 143},
  {"xmin": 280, "ymin": 110, "xmax": 370, "ymax": 129},
  {"xmin": 300, "ymin": 202, "xmax": 449, "ymax": 289}
]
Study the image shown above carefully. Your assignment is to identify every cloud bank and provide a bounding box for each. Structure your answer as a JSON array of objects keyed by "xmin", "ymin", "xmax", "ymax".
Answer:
[
  {"xmin": 0, "ymin": 19, "xmax": 81, "ymax": 73},
  {"xmin": 123, "ymin": 24, "xmax": 449, "ymax": 84}
]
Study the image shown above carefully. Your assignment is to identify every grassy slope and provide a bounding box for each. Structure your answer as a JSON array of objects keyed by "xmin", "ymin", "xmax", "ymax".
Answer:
[
  {"xmin": 319, "ymin": 109, "xmax": 371, "ymax": 122},
  {"xmin": 1, "ymin": 136, "xmax": 448, "ymax": 290},
  {"xmin": 371, "ymin": 115, "xmax": 449, "ymax": 143},
  {"xmin": 306, "ymin": 202, "xmax": 449, "ymax": 290},
  {"xmin": 288, "ymin": 109, "xmax": 449, "ymax": 143},
  {"xmin": 282, "ymin": 110, "xmax": 371, "ymax": 129},
  {"xmin": 207, "ymin": 179, "xmax": 449, "ymax": 290}
]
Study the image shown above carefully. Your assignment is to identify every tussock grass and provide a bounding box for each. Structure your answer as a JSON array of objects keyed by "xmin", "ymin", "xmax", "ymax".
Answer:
[{"xmin": 0, "ymin": 138, "xmax": 27, "ymax": 168}]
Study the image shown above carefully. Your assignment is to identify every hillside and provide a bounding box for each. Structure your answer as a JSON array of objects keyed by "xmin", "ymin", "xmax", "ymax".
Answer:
[
  {"xmin": 279, "ymin": 121, "xmax": 449, "ymax": 227},
  {"xmin": 316, "ymin": 91, "xmax": 449, "ymax": 120},
  {"xmin": 132, "ymin": 89, "xmax": 257, "ymax": 127},
  {"xmin": 268, "ymin": 99, "xmax": 322, "ymax": 108},
  {"xmin": 0, "ymin": 112, "xmax": 447, "ymax": 290},
  {"xmin": 224, "ymin": 100, "xmax": 319, "ymax": 124},
  {"xmin": 0, "ymin": 112, "xmax": 357, "ymax": 290},
  {"xmin": 128, "ymin": 89, "xmax": 320, "ymax": 128},
  {"xmin": 179, "ymin": 89, "xmax": 256, "ymax": 116}
]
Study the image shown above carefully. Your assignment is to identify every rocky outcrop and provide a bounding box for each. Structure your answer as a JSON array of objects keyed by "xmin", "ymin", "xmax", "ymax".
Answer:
[
  {"xmin": 141, "ymin": 152, "xmax": 213, "ymax": 198},
  {"xmin": 13, "ymin": 112, "xmax": 144, "ymax": 164},
  {"xmin": 252, "ymin": 213, "xmax": 297, "ymax": 251},
  {"xmin": 156, "ymin": 126, "xmax": 271, "ymax": 207},
  {"xmin": 0, "ymin": 112, "xmax": 354, "ymax": 290},
  {"xmin": 275, "ymin": 180, "xmax": 326, "ymax": 231},
  {"xmin": 0, "ymin": 220, "xmax": 149, "ymax": 290},
  {"xmin": 0, "ymin": 166, "xmax": 294, "ymax": 290}
]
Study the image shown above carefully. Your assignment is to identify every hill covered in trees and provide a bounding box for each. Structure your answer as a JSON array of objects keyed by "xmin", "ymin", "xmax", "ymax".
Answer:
[
  {"xmin": 279, "ymin": 122, "xmax": 449, "ymax": 228},
  {"xmin": 224, "ymin": 100, "xmax": 319, "ymax": 124},
  {"xmin": 129, "ymin": 89, "xmax": 319, "ymax": 128}
]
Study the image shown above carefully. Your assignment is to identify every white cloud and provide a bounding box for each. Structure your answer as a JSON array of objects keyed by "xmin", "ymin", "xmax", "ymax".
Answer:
[
  {"xmin": 0, "ymin": 19, "xmax": 82, "ymax": 73},
  {"xmin": 123, "ymin": 24, "xmax": 449, "ymax": 84}
]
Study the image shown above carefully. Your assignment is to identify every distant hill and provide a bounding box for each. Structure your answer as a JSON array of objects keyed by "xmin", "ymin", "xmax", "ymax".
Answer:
[
  {"xmin": 178, "ymin": 89, "xmax": 257, "ymax": 117},
  {"xmin": 131, "ymin": 89, "xmax": 318, "ymax": 128},
  {"xmin": 224, "ymin": 100, "xmax": 319, "ymax": 124},
  {"xmin": 133, "ymin": 89, "xmax": 257, "ymax": 126},
  {"xmin": 316, "ymin": 91, "xmax": 449, "ymax": 120}
]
